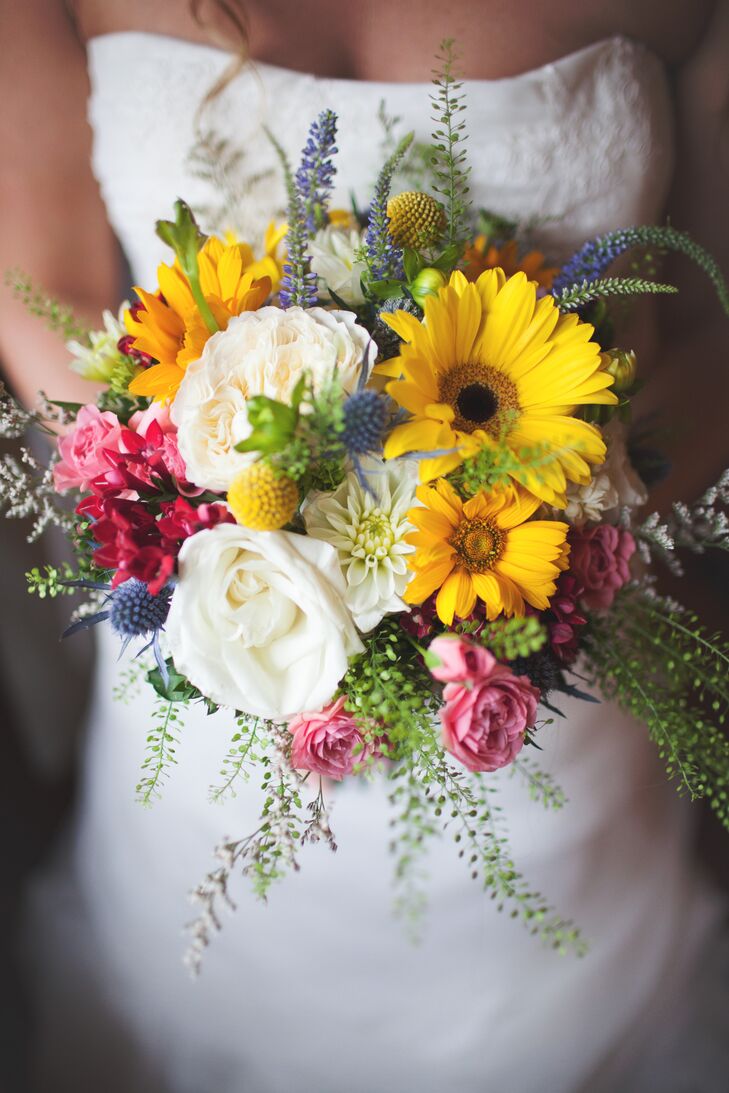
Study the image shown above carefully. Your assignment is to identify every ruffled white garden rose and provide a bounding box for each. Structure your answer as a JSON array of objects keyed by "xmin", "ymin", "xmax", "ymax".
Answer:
[
  {"xmin": 304, "ymin": 459, "xmax": 418, "ymax": 632},
  {"xmin": 166, "ymin": 524, "xmax": 363, "ymax": 719},
  {"xmin": 309, "ymin": 225, "xmax": 367, "ymax": 306},
  {"xmin": 171, "ymin": 306, "xmax": 375, "ymax": 492}
]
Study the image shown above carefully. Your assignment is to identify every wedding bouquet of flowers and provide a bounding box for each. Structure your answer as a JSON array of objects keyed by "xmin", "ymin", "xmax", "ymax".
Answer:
[{"xmin": 4, "ymin": 45, "xmax": 729, "ymax": 967}]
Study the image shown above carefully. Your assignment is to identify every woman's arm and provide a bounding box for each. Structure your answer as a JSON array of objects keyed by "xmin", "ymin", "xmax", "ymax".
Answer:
[
  {"xmin": 0, "ymin": 0, "xmax": 120, "ymax": 408},
  {"xmin": 646, "ymin": 0, "xmax": 729, "ymax": 509}
]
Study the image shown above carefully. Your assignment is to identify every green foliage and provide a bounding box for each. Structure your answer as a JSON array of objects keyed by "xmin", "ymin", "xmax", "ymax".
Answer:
[
  {"xmin": 136, "ymin": 696, "xmax": 184, "ymax": 805},
  {"xmin": 112, "ymin": 659, "xmax": 145, "ymax": 706},
  {"xmin": 447, "ymin": 425, "xmax": 555, "ymax": 498},
  {"xmin": 430, "ymin": 39, "xmax": 472, "ymax": 249},
  {"xmin": 4, "ymin": 269, "xmax": 90, "ymax": 342},
  {"xmin": 26, "ymin": 563, "xmax": 75, "ymax": 598},
  {"xmin": 583, "ymin": 588, "xmax": 729, "ymax": 829},
  {"xmin": 147, "ymin": 659, "xmax": 219, "ymax": 712},
  {"xmin": 470, "ymin": 615, "xmax": 547, "ymax": 661},
  {"xmin": 555, "ymin": 276, "xmax": 678, "ymax": 312},
  {"xmin": 235, "ymin": 373, "xmax": 347, "ymax": 493},
  {"xmin": 474, "ymin": 208, "xmax": 519, "ymax": 247},
  {"xmin": 343, "ymin": 617, "xmax": 438, "ymax": 758}
]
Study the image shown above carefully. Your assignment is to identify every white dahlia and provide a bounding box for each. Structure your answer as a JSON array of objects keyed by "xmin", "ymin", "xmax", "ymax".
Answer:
[{"xmin": 304, "ymin": 459, "xmax": 418, "ymax": 632}]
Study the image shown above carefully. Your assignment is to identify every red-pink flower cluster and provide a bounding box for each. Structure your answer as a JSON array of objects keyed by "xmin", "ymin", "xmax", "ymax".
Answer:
[
  {"xmin": 55, "ymin": 402, "xmax": 233, "ymax": 594},
  {"xmin": 568, "ymin": 525, "xmax": 636, "ymax": 610},
  {"xmin": 429, "ymin": 635, "xmax": 540, "ymax": 772}
]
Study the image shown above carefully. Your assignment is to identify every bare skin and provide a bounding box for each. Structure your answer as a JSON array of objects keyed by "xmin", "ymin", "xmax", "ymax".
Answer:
[{"xmin": 1, "ymin": 0, "xmax": 727, "ymax": 504}]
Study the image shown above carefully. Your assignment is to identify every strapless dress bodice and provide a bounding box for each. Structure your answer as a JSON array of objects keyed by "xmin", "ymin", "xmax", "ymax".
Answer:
[{"xmin": 86, "ymin": 32, "xmax": 674, "ymax": 285}]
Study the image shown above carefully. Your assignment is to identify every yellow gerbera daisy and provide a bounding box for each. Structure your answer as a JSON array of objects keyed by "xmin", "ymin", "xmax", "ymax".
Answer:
[
  {"xmin": 462, "ymin": 236, "xmax": 558, "ymax": 290},
  {"xmin": 405, "ymin": 478, "xmax": 569, "ymax": 626},
  {"xmin": 378, "ymin": 269, "xmax": 617, "ymax": 505},
  {"xmin": 125, "ymin": 234, "xmax": 275, "ymax": 402}
]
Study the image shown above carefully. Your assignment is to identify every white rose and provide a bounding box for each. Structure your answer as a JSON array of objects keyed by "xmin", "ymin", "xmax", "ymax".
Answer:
[
  {"xmin": 171, "ymin": 306, "xmax": 374, "ymax": 492},
  {"xmin": 166, "ymin": 524, "xmax": 363, "ymax": 719},
  {"xmin": 309, "ymin": 226, "xmax": 367, "ymax": 307}
]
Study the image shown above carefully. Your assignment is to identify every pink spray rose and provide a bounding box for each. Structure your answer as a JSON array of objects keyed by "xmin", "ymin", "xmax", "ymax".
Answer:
[
  {"xmin": 568, "ymin": 525, "xmax": 636, "ymax": 610},
  {"xmin": 289, "ymin": 696, "xmax": 371, "ymax": 780},
  {"xmin": 428, "ymin": 634, "xmax": 494, "ymax": 684},
  {"xmin": 53, "ymin": 404, "xmax": 124, "ymax": 492},
  {"xmin": 440, "ymin": 652, "xmax": 540, "ymax": 772}
]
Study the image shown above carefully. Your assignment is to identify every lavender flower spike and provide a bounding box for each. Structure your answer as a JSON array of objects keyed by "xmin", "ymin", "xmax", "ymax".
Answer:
[
  {"xmin": 279, "ymin": 110, "xmax": 339, "ymax": 309},
  {"xmin": 295, "ymin": 109, "xmax": 339, "ymax": 233}
]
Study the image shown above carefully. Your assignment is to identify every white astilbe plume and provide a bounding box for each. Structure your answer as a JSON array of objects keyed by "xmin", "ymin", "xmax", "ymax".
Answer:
[{"xmin": 304, "ymin": 458, "xmax": 418, "ymax": 632}]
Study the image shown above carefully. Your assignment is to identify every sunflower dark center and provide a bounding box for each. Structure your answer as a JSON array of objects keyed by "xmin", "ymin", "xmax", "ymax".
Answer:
[
  {"xmin": 456, "ymin": 383, "xmax": 498, "ymax": 425},
  {"xmin": 439, "ymin": 362, "xmax": 520, "ymax": 437}
]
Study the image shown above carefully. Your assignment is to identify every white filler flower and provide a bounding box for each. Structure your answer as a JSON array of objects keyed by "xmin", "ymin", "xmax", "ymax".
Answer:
[
  {"xmin": 564, "ymin": 419, "xmax": 647, "ymax": 525},
  {"xmin": 309, "ymin": 225, "xmax": 367, "ymax": 307},
  {"xmin": 171, "ymin": 305, "xmax": 374, "ymax": 492},
  {"xmin": 166, "ymin": 524, "xmax": 363, "ymax": 719},
  {"xmin": 67, "ymin": 302, "xmax": 129, "ymax": 383},
  {"xmin": 304, "ymin": 459, "xmax": 418, "ymax": 632}
]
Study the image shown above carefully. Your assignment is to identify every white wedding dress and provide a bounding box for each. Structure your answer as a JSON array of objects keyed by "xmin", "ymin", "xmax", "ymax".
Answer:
[{"xmin": 28, "ymin": 32, "xmax": 728, "ymax": 1093}]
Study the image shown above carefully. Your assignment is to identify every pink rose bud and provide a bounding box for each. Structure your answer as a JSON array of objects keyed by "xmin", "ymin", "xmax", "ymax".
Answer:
[
  {"xmin": 440, "ymin": 661, "xmax": 540, "ymax": 773},
  {"xmin": 53, "ymin": 404, "xmax": 123, "ymax": 492},
  {"xmin": 568, "ymin": 525, "xmax": 636, "ymax": 611},
  {"xmin": 428, "ymin": 634, "xmax": 496, "ymax": 684},
  {"xmin": 289, "ymin": 696, "xmax": 370, "ymax": 781}
]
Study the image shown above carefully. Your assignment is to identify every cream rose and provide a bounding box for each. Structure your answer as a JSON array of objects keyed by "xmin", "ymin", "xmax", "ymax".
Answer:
[
  {"xmin": 171, "ymin": 306, "xmax": 374, "ymax": 492},
  {"xmin": 166, "ymin": 524, "xmax": 363, "ymax": 719}
]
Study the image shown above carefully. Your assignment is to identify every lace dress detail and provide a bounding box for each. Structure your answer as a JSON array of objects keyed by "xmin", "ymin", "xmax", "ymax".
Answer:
[{"xmin": 26, "ymin": 32, "xmax": 723, "ymax": 1093}]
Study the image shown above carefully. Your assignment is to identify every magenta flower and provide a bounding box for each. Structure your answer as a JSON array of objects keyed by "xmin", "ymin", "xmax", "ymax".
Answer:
[
  {"xmin": 440, "ymin": 653, "xmax": 539, "ymax": 772},
  {"xmin": 289, "ymin": 696, "xmax": 371, "ymax": 780},
  {"xmin": 568, "ymin": 525, "xmax": 636, "ymax": 610}
]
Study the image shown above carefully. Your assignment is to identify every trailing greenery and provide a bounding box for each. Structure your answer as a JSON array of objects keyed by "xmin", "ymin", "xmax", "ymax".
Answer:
[
  {"xmin": 510, "ymin": 756, "xmax": 568, "ymax": 811},
  {"xmin": 4, "ymin": 269, "xmax": 90, "ymax": 342},
  {"xmin": 430, "ymin": 39, "xmax": 472, "ymax": 249},
  {"xmin": 554, "ymin": 276, "xmax": 678, "ymax": 312},
  {"xmin": 209, "ymin": 717, "xmax": 268, "ymax": 803},
  {"xmin": 136, "ymin": 695, "xmax": 184, "ymax": 806},
  {"xmin": 583, "ymin": 587, "xmax": 729, "ymax": 829},
  {"xmin": 390, "ymin": 732, "xmax": 585, "ymax": 953}
]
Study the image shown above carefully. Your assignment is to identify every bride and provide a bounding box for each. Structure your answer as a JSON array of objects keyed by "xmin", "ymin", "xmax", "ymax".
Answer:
[{"xmin": 3, "ymin": 1, "xmax": 729, "ymax": 1090}]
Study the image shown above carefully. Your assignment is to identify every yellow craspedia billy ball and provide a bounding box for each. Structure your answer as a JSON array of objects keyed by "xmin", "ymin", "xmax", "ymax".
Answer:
[
  {"xmin": 386, "ymin": 191, "xmax": 447, "ymax": 249},
  {"xmin": 227, "ymin": 463, "xmax": 299, "ymax": 531}
]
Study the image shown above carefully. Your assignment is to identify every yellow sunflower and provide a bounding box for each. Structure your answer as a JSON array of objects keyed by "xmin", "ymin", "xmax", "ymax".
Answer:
[
  {"xmin": 126, "ymin": 233, "xmax": 278, "ymax": 402},
  {"xmin": 405, "ymin": 478, "xmax": 569, "ymax": 625},
  {"xmin": 378, "ymin": 269, "xmax": 617, "ymax": 505},
  {"xmin": 462, "ymin": 236, "xmax": 558, "ymax": 290}
]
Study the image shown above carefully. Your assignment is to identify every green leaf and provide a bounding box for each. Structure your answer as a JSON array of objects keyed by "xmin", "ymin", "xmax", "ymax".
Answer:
[{"xmin": 155, "ymin": 199, "xmax": 218, "ymax": 334}]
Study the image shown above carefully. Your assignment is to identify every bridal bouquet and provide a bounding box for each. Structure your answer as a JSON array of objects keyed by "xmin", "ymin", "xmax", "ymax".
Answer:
[{"xmin": 4, "ymin": 45, "xmax": 729, "ymax": 967}]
